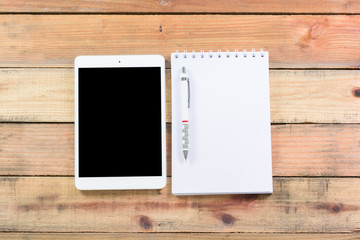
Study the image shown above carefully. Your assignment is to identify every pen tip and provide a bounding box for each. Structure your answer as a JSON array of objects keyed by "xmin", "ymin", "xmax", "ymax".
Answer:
[
  {"xmin": 183, "ymin": 150, "xmax": 188, "ymax": 160},
  {"xmin": 182, "ymin": 66, "xmax": 186, "ymax": 74}
]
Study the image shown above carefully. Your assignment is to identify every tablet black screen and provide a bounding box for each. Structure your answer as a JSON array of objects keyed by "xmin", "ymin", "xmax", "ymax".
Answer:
[{"xmin": 78, "ymin": 67, "xmax": 162, "ymax": 177}]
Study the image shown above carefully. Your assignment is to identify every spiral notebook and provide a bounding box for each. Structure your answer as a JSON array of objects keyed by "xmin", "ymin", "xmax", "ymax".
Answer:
[{"xmin": 171, "ymin": 50, "xmax": 273, "ymax": 195}]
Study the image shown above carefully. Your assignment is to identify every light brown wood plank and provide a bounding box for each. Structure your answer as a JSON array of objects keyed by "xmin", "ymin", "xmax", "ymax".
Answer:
[
  {"xmin": 0, "ymin": 123, "xmax": 359, "ymax": 177},
  {"xmin": 1, "ymin": 15, "xmax": 360, "ymax": 68},
  {"xmin": 0, "ymin": 177, "xmax": 359, "ymax": 232},
  {"xmin": 270, "ymin": 70, "xmax": 360, "ymax": 124},
  {"xmin": 0, "ymin": 69, "xmax": 359, "ymax": 123},
  {"xmin": 0, "ymin": 124, "xmax": 75, "ymax": 176},
  {"xmin": 271, "ymin": 124, "xmax": 360, "ymax": 176},
  {"xmin": 1, "ymin": 0, "xmax": 360, "ymax": 13},
  {"xmin": 0, "ymin": 233, "xmax": 359, "ymax": 240},
  {"xmin": 0, "ymin": 68, "xmax": 73, "ymax": 122}
]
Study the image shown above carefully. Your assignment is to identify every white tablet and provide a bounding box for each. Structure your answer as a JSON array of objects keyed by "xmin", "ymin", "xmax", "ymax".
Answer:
[{"xmin": 74, "ymin": 55, "xmax": 166, "ymax": 190}]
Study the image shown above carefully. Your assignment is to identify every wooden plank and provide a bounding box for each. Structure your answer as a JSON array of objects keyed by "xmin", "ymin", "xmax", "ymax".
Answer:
[
  {"xmin": 269, "ymin": 70, "xmax": 360, "ymax": 123},
  {"xmin": 0, "ymin": 123, "xmax": 359, "ymax": 177},
  {"xmin": 1, "ymin": 15, "xmax": 360, "ymax": 68},
  {"xmin": 1, "ymin": 0, "xmax": 360, "ymax": 14},
  {"xmin": 0, "ymin": 233, "xmax": 359, "ymax": 240},
  {"xmin": 0, "ymin": 177, "xmax": 359, "ymax": 232},
  {"xmin": 0, "ymin": 124, "xmax": 75, "ymax": 176},
  {"xmin": 0, "ymin": 69, "xmax": 359, "ymax": 123},
  {"xmin": 271, "ymin": 124, "xmax": 360, "ymax": 176},
  {"xmin": 0, "ymin": 68, "xmax": 74, "ymax": 122}
]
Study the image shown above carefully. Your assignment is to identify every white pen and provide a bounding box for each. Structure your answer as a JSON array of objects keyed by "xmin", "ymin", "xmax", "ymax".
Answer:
[{"xmin": 181, "ymin": 66, "xmax": 190, "ymax": 161}]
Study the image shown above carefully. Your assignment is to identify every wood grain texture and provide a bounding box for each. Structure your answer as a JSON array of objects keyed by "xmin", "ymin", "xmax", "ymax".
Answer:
[
  {"xmin": 1, "ymin": 0, "xmax": 360, "ymax": 13},
  {"xmin": 0, "ymin": 69, "xmax": 359, "ymax": 123},
  {"xmin": 1, "ymin": 15, "xmax": 360, "ymax": 68},
  {"xmin": 0, "ymin": 177, "xmax": 359, "ymax": 233},
  {"xmin": 269, "ymin": 70, "xmax": 360, "ymax": 123},
  {"xmin": 0, "ymin": 123, "xmax": 359, "ymax": 177},
  {"xmin": 271, "ymin": 124, "xmax": 360, "ymax": 176},
  {"xmin": 0, "ymin": 124, "xmax": 74, "ymax": 176},
  {"xmin": 0, "ymin": 1, "xmax": 359, "ymax": 238},
  {"xmin": 0, "ymin": 68, "xmax": 73, "ymax": 122},
  {"xmin": 0, "ymin": 233, "xmax": 359, "ymax": 240}
]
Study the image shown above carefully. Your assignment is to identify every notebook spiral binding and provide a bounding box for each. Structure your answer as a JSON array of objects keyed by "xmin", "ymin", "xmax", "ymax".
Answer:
[{"xmin": 174, "ymin": 49, "xmax": 265, "ymax": 59}]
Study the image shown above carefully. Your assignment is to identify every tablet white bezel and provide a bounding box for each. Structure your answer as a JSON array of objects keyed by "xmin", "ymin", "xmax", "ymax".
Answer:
[{"xmin": 74, "ymin": 55, "xmax": 166, "ymax": 190}]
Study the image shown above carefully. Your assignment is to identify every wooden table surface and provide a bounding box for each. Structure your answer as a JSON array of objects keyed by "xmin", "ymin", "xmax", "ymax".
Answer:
[{"xmin": 0, "ymin": 1, "xmax": 360, "ymax": 239}]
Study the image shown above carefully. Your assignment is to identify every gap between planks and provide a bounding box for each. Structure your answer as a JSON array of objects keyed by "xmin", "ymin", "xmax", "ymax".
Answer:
[
  {"xmin": 1, "ymin": 12, "xmax": 360, "ymax": 15},
  {"xmin": 0, "ymin": 232, "xmax": 359, "ymax": 239}
]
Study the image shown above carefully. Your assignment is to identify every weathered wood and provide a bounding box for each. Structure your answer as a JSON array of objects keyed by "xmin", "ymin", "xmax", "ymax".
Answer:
[
  {"xmin": 0, "ymin": 123, "xmax": 359, "ymax": 177},
  {"xmin": 0, "ymin": 0, "xmax": 359, "ymax": 13},
  {"xmin": 269, "ymin": 70, "xmax": 360, "ymax": 124},
  {"xmin": 0, "ymin": 69, "xmax": 359, "ymax": 123},
  {"xmin": 0, "ymin": 177, "xmax": 359, "ymax": 232},
  {"xmin": 0, "ymin": 124, "xmax": 74, "ymax": 176},
  {"xmin": 0, "ymin": 15, "xmax": 360, "ymax": 68},
  {"xmin": 0, "ymin": 233, "xmax": 359, "ymax": 240},
  {"xmin": 271, "ymin": 124, "xmax": 360, "ymax": 176},
  {"xmin": 0, "ymin": 4, "xmax": 358, "ymax": 238},
  {"xmin": 0, "ymin": 68, "xmax": 73, "ymax": 122}
]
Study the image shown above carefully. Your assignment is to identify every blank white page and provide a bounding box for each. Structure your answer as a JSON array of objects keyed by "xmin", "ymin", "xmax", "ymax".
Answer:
[{"xmin": 171, "ymin": 50, "xmax": 272, "ymax": 195}]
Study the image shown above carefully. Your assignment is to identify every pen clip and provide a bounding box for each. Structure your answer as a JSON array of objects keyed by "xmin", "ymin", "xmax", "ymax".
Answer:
[
  {"xmin": 182, "ymin": 66, "xmax": 190, "ymax": 109},
  {"xmin": 187, "ymin": 77, "xmax": 190, "ymax": 108}
]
